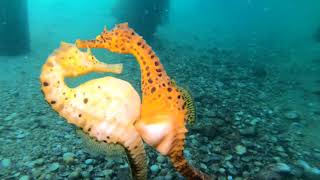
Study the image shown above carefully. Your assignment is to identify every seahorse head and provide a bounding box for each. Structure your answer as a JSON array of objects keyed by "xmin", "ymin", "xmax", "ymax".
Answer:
[
  {"xmin": 53, "ymin": 42, "xmax": 122, "ymax": 77},
  {"xmin": 76, "ymin": 23, "xmax": 137, "ymax": 54}
]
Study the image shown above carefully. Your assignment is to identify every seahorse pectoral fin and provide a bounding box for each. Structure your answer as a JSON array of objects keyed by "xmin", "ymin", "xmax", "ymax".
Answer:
[
  {"xmin": 103, "ymin": 25, "xmax": 108, "ymax": 33},
  {"xmin": 76, "ymin": 129, "xmax": 126, "ymax": 158},
  {"xmin": 93, "ymin": 62, "xmax": 123, "ymax": 74}
]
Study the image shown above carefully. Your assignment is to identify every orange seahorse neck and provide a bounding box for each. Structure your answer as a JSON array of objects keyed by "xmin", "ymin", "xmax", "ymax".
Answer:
[
  {"xmin": 76, "ymin": 24, "xmax": 170, "ymax": 98},
  {"xmin": 76, "ymin": 23, "xmax": 214, "ymax": 180}
]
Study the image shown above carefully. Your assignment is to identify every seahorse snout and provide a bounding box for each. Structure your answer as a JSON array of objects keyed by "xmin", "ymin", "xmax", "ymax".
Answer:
[{"xmin": 93, "ymin": 63, "xmax": 123, "ymax": 74}]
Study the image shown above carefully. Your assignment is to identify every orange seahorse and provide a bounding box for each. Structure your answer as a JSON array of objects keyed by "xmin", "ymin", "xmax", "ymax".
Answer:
[
  {"xmin": 76, "ymin": 23, "xmax": 214, "ymax": 180},
  {"xmin": 40, "ymin": 42, "xmax": 147, "ymax": 180}
]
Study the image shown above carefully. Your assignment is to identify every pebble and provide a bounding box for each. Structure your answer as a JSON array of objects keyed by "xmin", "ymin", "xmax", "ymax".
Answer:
[
  {"xmin": 19, "ymin": 175, "xmax": 30, "ymax": 180},
  {"xmin": 249, "ymin": 118, "xmax": 260, "ymax": 126},
  {"xmin": 1, "ymin": 158, "xmax": 11, "ymax": 168},
  {"xmin": 48, "ymin": 162, "xmax": 60, "ymax": 172},
  {"xmin": 27, "ymin": 158, "xmax": 44, "ymax": 168},
  {"xmin": 154, "ymin": 176, "xmax": 166, "ymax": 180},
  {"xmin": 254, "ymin": 161, "xmax": 263, "ymax": 166},
  {"xmin": 297, "ymin": 160, "xmax": 320, "ymax": 179},
  {"xmin": 215, "ymin": 80, "xmax": 224, "ymax": 88},
  {"xmin": 235, "ymin": 145, "xmax": 247, "ymax": 155},
  {"xmin": 225, "ymin": 154, "xmax": 233, "ymax": 161},
  {"xmin": 269, "ymin": 136, "xmax": 278, "ymax": 143},
  {"xmin": 314, "ymin": 153, "xmax": 320, "ymax": 160},
  {"xmin": 284, "ymin": 110, "xmax": 300, "ymax": 120},
  {"xmin": 184, "ymin": 150, "xmax": 192, "ymax": 158},
  {"xmin": 151, "ymin": 164, "xmax": 160, "ymax": 174},
  {"xmin": 304, "ymin": 167, "xmax": 320, "ymax": 180},
  {"xmin": 214, "ymin": 118, "xmax": 226, "ymax": 127},
  {"xmin": 68, "ymin": 170, "xmax": 81, "ymax": 179},
  {"xmin": 102, "ymin": 169, "xmax": 113, "ymax": 178},
  {"xmin": 4, "ymin": 112, "xmax": 18, "ymax": 121},
  {"xmin": 275, "ymin": 146, "xmax": 285, "ymax": 152},
  {"xmin": 85, "ymin": 159, "xmax": 94, "ymax": 165},
  {"xmin": 63, "ymin": 152, "xmax": 76, "ymax": 164},
  {"xmin": 241, "ymin": 156, "xmax": 251, "ymax": 162},
  {"xmin": 118, "ymin": 166, "xmax": 131, "ymax": 180},
  {"xmin": 31, "ymin": 168, "xmax": 42, "ymax": 177},
  {"xmin": 200, "ymin": 163, "xmax": 208, "ymax": 170},
  {"xmin": 157, "ymin": 155, "xmax": 166, "ymax": 163},
  {"xmin": 314, "ymin": 148, "xmax": 320, "ymax": 153},
  {"xmin": 106, "ymin": 160, "xmax": 115, "ymax": 168},
  {"xmin": 218, "ymin": 168, "xmax": 226, "ymax": 174},
  {"xmin": 203, "ymin": 154, "xmax": 221, "ymax": 163},
  {"xmin": 289, "ymin": 122, "xmax": 304, "ymax": 131},
  {"xmin": 164, "ymin": 174, "xmax": 173, "ymax": 180},
  {"xmin": 239, "ymin": 126, "xmax": 256, "ymax": 137},
  {"xmin": 272, "ymin": 162, "xmax": 291, "ymax": 173},
  {"xmin": 81, "ymin": 171, "xmax": 90, "ymax": 178},
  {"xmin": 225, "ymin": 161, "xmax": 234, "ymax": 169},
  {"xmin": 16, "ymin": 133, "xmax": 27, "ymax": 139}
]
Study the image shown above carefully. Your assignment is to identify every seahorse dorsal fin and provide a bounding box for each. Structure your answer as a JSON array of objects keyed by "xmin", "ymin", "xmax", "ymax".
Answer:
[
  {"xmin": 170, "ymin": 79, "xmax": 196, "ymax": 125},
  {"xmin": 103, "ymin": 25, "xmax": 108, "ymax": 33},
  {"xmin": 180, "ymin": 87, "xmax": 196, "ymax": 125}
]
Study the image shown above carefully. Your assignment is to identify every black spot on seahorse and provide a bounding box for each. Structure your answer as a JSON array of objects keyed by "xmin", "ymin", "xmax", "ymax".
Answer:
[
  {"xmin": 83, "ymin": 98, "xmax": 88, "ymax": 104},
  {"xmin": 151, "ymin": 87, "xmax": 156, "ymax": 93}
]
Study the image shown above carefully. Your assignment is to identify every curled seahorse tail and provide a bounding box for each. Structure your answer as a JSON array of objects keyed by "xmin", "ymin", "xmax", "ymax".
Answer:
[
  {"xmin": 125, "ymin": 137, "xmax": 148, "ymax": 180},
  {"xmin": 81, "ymin": 120, "xmax": 147, "ymax": 180},
  {"xmin": 168, "ymin": 130, "xmax": 214, "ymax": 180},
  {"xmin": 118, "ymin": 126, "xmax": 148, "ymax": 180},
  {"xmin": 169, "ymin": 151, "xmax": 214, "ymax": 180},
  {"xmin": 80, "ymin": 126, "xmax": 147, "ymax": 180}
]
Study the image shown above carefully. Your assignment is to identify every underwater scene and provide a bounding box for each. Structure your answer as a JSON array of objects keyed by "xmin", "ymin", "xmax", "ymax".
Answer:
[{"xmin": 1, "ymin": 0, "xmax": 320, "ymax": 179}]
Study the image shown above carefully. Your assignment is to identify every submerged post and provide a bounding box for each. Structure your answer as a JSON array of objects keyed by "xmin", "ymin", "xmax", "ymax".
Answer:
[
  {"xmin": 314, "ymin": 26, "xmax": 320, "ymax": 43},
  {"xmin": 0, "ymin": 0, "xmax": 30, "ymax": 56}
]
